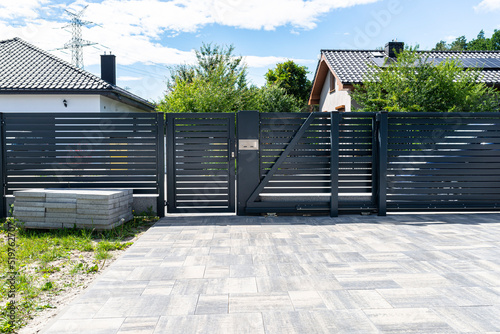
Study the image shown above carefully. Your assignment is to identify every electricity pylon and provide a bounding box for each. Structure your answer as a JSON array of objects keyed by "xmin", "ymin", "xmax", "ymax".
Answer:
[{"xmin": 58, "ymin": 5, "xmax": 96, "ymax": 69}]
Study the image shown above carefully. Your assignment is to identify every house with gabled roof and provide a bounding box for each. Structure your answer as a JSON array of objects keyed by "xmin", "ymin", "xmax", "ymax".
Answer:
[
  {"xmin": 0, "ymin": 37, "xmax": 154, "ymax": 113},
  {"xmin": 309, "ymin": 41, "xmax": 500, "ymax": 112}
]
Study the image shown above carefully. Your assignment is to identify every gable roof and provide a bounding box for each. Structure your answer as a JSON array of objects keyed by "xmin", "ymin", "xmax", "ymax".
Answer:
[
  {"xmin": 309, "ymin": 49, "xmax": 500, "ymax": 105},
  {"xmin": 321, "ymin": 49, "xmax": 500, "ymax": 85},
  {"xmin": 0, "ymin": 37, "xmax": 154, "ymax": 111}
]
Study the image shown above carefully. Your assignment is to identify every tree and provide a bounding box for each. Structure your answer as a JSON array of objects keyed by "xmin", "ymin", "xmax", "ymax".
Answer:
[
  {"xmin": 468, "ymin": 30, "xmax": 491, "ymax": 50},
  {"xmin": 265, "ymin": 60, "xmax": 312, "ymax": 106},
  {"xmin": 491, "ymin": 29, "xmax": 500, "ymax": 50},
  {"xmin": 158, "ymin": 43, "xmax": 254, "ymax": 113},
  {"xmin": 432, "ymin": 30, "xmax": 500, "ymax": 51},
  {"xmin": 450, "ymin": 36, "xmax": 467, "ymax": 51},
  {"xmin": 433, "ymin": 40, "xmax": 448, "ymax": 51},
  {"xmin": 351, "ymin": 49, "xmax": 499, "ymax": 112},
  {"xmin": 255, "ymin": 84, "xmax": 301, "ymax": 113}
]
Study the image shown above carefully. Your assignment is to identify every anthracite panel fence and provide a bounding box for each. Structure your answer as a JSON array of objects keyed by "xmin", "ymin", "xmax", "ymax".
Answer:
[
  {"xmin": 237, "ymin": 110, "xmax": 500, "ymax": 216},
  {"xmin": 0, "ymin": 112, "xmax": 164, "ymax": 218},
  {"xmin": 1, "ymin": 111, "xmax": 499, "ymax": 219},
  {"xmin": 386, "ymin": 112, "xmax": 500, "ymax": 211}
]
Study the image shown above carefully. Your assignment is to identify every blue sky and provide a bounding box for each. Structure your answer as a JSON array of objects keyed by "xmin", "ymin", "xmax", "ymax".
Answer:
[{"xmin": 1, "ymin": 0, "xmax": 499, "ymax": 102}]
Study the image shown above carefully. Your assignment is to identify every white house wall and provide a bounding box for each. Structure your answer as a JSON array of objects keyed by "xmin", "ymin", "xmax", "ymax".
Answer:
[
  {"xmin": 99, "ymin": 95, "xmax": 146, "ymax": 113},
  {"xmin": 319, "ymin": 72, "xmax": 352, "ymax": 112},
  {"xmin": 0, "ymin": 94, "xmax": 147, "ymax": 113},
  {"xmin": 0, "ymin": 94, "xmax": 101, "ymax": 112}
]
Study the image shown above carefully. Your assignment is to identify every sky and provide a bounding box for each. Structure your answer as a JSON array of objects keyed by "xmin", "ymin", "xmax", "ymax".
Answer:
[{"xmin": 1, "ymin": 0, "xmax": 500, "ymax": 103}]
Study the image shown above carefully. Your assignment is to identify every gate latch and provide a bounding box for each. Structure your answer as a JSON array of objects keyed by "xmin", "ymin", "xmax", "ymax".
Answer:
[{"xmin": 239, "ymin": 139, "xmax": 259, "ymax": 150}]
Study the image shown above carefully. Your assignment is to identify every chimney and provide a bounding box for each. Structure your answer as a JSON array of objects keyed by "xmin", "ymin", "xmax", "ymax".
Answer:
[
  {"xmin": 384, "ymin": 41, "xmax": 404, "ymax": 58},
  {"xmin": 100, "ymin": 53, "xmax": 116, "ymax": 85}
]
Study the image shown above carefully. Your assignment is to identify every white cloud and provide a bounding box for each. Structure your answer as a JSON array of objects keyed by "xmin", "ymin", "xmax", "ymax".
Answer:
[
  {"xmin": 75, "ymin": 0, "xmax": 380, "ymax": 34},
  {"xmin": 0, "ymin": 0, "xmax": 49, "ymax": 19},
  {"xmin": 474, "ymin": 0, "xmax": 500, "ymax": 12}
]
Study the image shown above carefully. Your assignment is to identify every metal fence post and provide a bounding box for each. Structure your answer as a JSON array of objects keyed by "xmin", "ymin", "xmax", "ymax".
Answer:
[
  {"xmin": 0, "ymin": 113, "xmax": 5, "ymax": 218},
  {"xmin": 377, "ymin": 111, "xmax": 388, "ymax": 216},
  {"xmin": 330, "ymin": 111, "xmax": 340, "ymax": 217},
  {"xmin": 236, "ymin": 110, "xmax": 260, "ymax": 215},
  {"xmin": 156, "ymin": 113, "xmax": 165, "ymax": 217},
  {"xmin": 165, "ymin": 114, "xmax": 175, "ymax": 214}
]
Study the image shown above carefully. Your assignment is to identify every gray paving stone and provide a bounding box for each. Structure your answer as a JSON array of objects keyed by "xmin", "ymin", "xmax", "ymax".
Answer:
[
  {"xmin": 43, "ymin": 318, "xmax": 125, "ymax": 334},
  {"xmin": 336, "ymin": 274, "xmax": 401, "ymax": 290},
  {"xmin": 317, "ymin": 290, "xmax": 358, "ymax": 310},
  {"xmin": 94, "ymin": 296, "xmax": 174, "ymax": 318},
  {"xmin": 261, "ymin": 310, "xmax": 334, "ymax": 333},
  {"xmin": 229, "ymin": 293, "xmax": 294, "ymax": 313},
  {"xmin": 153, "ymin": 313, "xmax": 265, "ymax": 334},
  {"xmin": 58, "ymin": 303, "xmax": 106, "ymax": 319},
  {"xmin": 364, "ymin": 308, "xmax": 456, "ymax": 333},
  {"xmin": 204, "ymin": 266, "xmax": 230, "ymax": 278},
  {"xmin": 195, "ymin": 294, "xmax": 229, "ymax": 314},
  {"xmin": 141, "ymin": 280, "xmax": 175, "ymax": 296},
  {"xmin": 378, "ymin": 287, "xmax": 458, "ymax": 308},
  {"xmin": 288, "ymin": 290, "xmax": 328, "ymax": 310},
  {"xmin": 117, "ymin": 317, "xmax": 159, "ymax": 334}
]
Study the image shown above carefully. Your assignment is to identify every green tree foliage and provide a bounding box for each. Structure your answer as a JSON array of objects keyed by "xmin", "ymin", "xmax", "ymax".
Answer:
[
  {"xmin": 158, "ymin": 44, "xmax": 302, "ymax": 113},
  {"xmin": 158, "ymin": 43, "xmax": 253, "ymax": 113},
  {"xmin": 467, "ymin": 30, "xmax": 490, "ymax": 50},
  {"xmin": 491, "ymin": 29, "xmax": 500, "ymax": 50},
  {"xmin": 255, "ymin": 84, "xmax": 301, "ymax": 113},
  {"xmin": 434, "ymin": 40, "xmax": 448, "ymax": 51},
  {"xmin": 433, "ymin": 30, "xmax": 500, "ymax": 51},
  {"xmin": 265, "ymin": 60, "xmax": 312, "ymax": 105},
  {"xmin": 351, "ymin": 50, "xmax": 500, "ymax": 112},
  {"xmin": 450, "ymin": 36, "xmax": 468, "ymax": 51}
]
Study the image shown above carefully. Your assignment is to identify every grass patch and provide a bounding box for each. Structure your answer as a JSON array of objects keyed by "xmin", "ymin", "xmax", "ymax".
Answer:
[{"xmin": 0, "ymin": 207, "xmax": 158, "ymax": 333}]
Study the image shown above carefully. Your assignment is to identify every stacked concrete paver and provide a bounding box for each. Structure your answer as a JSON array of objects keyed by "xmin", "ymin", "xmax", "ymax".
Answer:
[{"xmin": 13, "ymin": 189, "xmax": 133, "ymax": 230}]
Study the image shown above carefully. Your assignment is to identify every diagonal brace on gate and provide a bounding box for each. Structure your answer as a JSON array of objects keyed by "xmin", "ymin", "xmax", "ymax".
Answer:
[{"xmin": 246, "ymin": 112, "xmax": 318, "ymax": 206}]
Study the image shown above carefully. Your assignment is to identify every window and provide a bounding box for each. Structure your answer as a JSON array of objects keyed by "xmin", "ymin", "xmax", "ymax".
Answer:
[{"xmin": 329, "ymin": 73, "xmax": 336, "ymax": 93}]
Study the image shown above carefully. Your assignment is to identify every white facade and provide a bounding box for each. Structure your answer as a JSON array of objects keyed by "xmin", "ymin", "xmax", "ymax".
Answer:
[
  {"xmin": 319, "ymin": 72, "xmax": 353, "ymax": 112},
  {"xmin": 0, "ymin": 94, "xmax": 145, "ymax": 113}
]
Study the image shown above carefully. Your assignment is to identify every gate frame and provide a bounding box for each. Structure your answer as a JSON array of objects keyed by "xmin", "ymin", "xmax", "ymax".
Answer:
[
  {"xmin": 236, "ymin": 110, "xmax": 387, "ymax": 217},
  {"xmin": 166, "ymin": 113, "xmax": 236, "ymax": 214}
]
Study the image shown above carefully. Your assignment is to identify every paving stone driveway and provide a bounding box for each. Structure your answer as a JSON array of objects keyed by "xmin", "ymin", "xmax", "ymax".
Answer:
[{"xmin": 42, "ymin": 214, "xmax": 500, "ymax": 333}]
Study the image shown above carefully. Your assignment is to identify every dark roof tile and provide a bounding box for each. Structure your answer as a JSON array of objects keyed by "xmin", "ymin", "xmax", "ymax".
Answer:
[
  {"xmin": 0, "ymin": 37, "xmax": 110, "ymax": 91},
  {"xmin": 321, "ymin": 49, "xmax": 500, "ymax": 84}
]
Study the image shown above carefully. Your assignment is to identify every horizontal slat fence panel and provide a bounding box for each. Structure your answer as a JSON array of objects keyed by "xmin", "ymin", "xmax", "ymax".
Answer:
[
  {"xmin": 251, "ymin": 112, "xmax": 376, "ymax": 213},
  {"xmin": 259, "ymin": 113, "xmax": 331, "ymax": 198},
  {"xmin": 166, "ymin": 113, "xmax": 235, "ymax": 213},
  {"xmin": 338, "ymin": 114, "xmax": 375, "ymax": 206},
  {"xmin": 2, "ymin": 113, "xmax": 163, "ymax": 201},
  {"xmin": 386, "ymin": 113, "xmax": 500, "ymax": 210}
]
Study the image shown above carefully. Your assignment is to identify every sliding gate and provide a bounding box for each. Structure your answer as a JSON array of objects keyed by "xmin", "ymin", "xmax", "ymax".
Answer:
[
  {"xmin": 236, "ymin": 111, "xmax": 380, "ymax": 216},
  {"xmin": 166, "ymin": 113, "xmax": 235, "ymax": 213}
]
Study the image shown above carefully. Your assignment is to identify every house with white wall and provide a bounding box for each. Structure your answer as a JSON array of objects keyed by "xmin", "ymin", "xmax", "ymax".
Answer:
[
  {"xmin": 309, "ymin": 41, "xmax": 500, "ymax": 112},
  {"xmin": 0, "ymin": 37, "xmax": 154, "ymax": 113}
]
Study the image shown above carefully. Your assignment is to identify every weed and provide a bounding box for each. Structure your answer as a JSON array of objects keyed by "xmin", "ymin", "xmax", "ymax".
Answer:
[
  {"xmin": 36, "ymin": 265, "xmax": 61, "ymax": 274},
  {"xmin": 86, "ymin": 263, "xmax": 99, "ymax": 273},
  {"xmin": 40, "ymin": 281, "xmax": 54, "ymax": 291}
]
